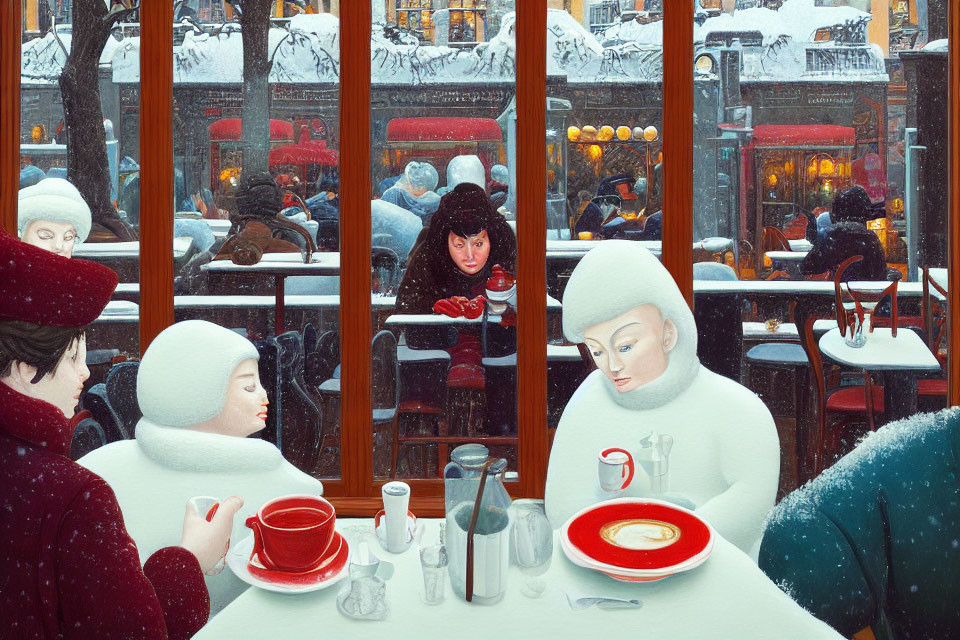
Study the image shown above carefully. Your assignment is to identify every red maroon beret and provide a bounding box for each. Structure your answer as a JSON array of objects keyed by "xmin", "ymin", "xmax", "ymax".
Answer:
[{"xmin": 0, "ymin": 230, "xmax": 117, "ymax": 327}]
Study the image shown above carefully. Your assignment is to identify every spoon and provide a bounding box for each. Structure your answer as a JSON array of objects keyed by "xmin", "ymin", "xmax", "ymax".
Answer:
[{"xmin": 565, "ymin": 592, "xmax": 643, "ymax": 611}]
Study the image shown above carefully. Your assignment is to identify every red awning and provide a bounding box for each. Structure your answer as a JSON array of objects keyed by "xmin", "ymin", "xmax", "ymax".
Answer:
[
  {"xmin": 208, "ymin": 118, "xmax": 294, "ymax": 142},
  {"xmin": 387, "ymin": 118, "xmax": 502, "ymax": 143},
  {"xmin": 750, "ymin": 124, "xmax": 856, "ymax": 147},
  {"xmin": 269, "ymin": 143, "xmax": 339, "ymax": 167}
]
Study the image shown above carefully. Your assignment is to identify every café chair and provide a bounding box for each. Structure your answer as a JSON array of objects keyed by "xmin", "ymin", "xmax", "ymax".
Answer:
[
  {"xmin": 390, "ymin": 337, "xmax": 449, "ymax": 478},
  {"xmin": 792, "ymin": 302, "xmax": 883, "ymax": 475},
  {"xmin": 369, "ymin": 331, "xmax": 401, "ymax": 478},
  {"xmin": 916, "ymin": 266, "xmax": 948, "ymax": 409},
  {"xmin": 105, "ymin": 361, "xmax": 142, "ymax": 440},
  {"xmin": 759, "ymin": 226, "xmax": 792, "ymax": 279},
  {"xmin": 69, "ymin": 410, "xmax": 108, "ymax": 461},
  {"xmin": 275, "ymin": 331, "xmax": 324, "ymax": 474},
  {"xmin": 833, "ymin": 255, "xmax": 898, "ymax": 339},
  {"xmin": 371, "ymin": 246, "xmax": 401, "ymax": 296},
  {"xmin": 81, "ymin": 385, "xmax": 125, "ymax": 443}
]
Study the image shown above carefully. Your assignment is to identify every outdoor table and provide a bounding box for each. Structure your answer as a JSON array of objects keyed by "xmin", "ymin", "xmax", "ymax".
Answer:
[
  {"xmin": 74, "ymin": 237, "xmax": 195, "ymax": 282},
  {"xmin": 693, "ymin": 279, "xmax": 929, "ymax": 297},
  {"xmin": 385, "ymin": 295, "xmax": 562, "ymax": 349},
  {"xmin": 819, "ymin": 325, "xmax": 941, "ymax": 423},
  {"xmin": 74, "ymin": 237, "xmax": 194, "ymax": 260},
  {"xmin": 764, "ymin": 250, "xmax": 808, "ymax": 264},
  {"xmin": 764, "ymin": 250, "xmax": 809, "ymax": 279},
  {"xmin": 195, "ymin": 517, "xmax": 842, "ymax": 639},
  {"xmin": 201, "ymin": 252, "xmax": 341, "ymax": 333},
  {"xmin": 788, "ymin": 239, "xmax": 813, "ymax": 252}
]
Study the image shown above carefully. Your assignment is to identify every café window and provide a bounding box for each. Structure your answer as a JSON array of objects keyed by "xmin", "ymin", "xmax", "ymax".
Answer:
[
  {"xmin": 588, "ymin": 0, "xmax": 622, "ymax": 35},
  {"xmin": 447, "ymin": 0, "xmax": 486, "ymax": 45},
  {"xmin": 394, "ymin": 0, "xmax": 435, "ymax": 44}
]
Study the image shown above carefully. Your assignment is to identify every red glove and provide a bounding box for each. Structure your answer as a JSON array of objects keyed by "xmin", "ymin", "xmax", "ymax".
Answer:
[
  {"xmin": 461, "ymin": 295, "xmax": 487, "ymax": 320},
  {"xmin": 433, "ymin": 297, "xmax": 464, "ymax": 318}
]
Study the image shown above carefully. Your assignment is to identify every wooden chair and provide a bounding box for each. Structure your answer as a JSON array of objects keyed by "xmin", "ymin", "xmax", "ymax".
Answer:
[
  {"xmin": 759, "ymin": 227, "xmax": 794, "ymax": 279},
  {"xmin": 791, "ymin": 302, "xmax": 884, "ymax": 476},
  {"xmin": 833, "ymin": 255, "xmax": 898, "ymax": 338},
  {"xmin": 917, "ymin": 266, "xmax": 948, "ymax": 407}
]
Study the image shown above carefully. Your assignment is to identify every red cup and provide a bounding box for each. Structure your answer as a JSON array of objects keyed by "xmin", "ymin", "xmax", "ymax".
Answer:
[{"xmin": 245, "ymin": 494, "xmax": 336, "ymax": 572}]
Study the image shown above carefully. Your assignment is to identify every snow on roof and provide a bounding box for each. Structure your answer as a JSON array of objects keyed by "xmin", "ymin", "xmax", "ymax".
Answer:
[
  {"xmin": 696, "ymin": 7, "xmax": 788, "ymax": 42},
  {"xmin": 923, "ymin": 39, "xmax": 948, "ymax": 52},
  {"xmin": 601, "ymin": 18, "xmax": 663, "ymax": 46},
  {"xmin": 776, "ymin": 0, "xmax": 870, "ymax": 42},
  {"xmin": 21, "ymin": 32, "xmax": 126, "ymax": 84}
]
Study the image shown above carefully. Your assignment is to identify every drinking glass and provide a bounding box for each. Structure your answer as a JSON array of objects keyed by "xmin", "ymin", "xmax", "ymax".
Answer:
[
  {"xmin": 419, "ymin": 543, "xmax": 448, "ymax": 605},
  {"xmin": 511, "ymin": 500, "xmax": 553, "ymax": 598}
]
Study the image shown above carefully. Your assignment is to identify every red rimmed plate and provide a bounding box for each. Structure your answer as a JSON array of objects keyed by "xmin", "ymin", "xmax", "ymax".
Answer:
[
  {"xmin": 560, "ymin": 498, "xmax": 713, "ymax": 581},
  {"xmin": 227, "ymin": 531, "xmax": 350, "ymax": 594}
]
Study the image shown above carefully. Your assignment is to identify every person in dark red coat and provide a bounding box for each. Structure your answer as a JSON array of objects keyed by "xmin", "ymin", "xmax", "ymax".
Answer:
[{"xmin": 0, "ymin": 231, "xmax": 241, "ymax": 639}]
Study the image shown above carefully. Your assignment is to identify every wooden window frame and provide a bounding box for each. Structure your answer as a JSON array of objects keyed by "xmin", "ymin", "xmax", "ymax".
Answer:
[{"xmin": 2, "ymin": 2, "xmax": 958, "ymax": 515}]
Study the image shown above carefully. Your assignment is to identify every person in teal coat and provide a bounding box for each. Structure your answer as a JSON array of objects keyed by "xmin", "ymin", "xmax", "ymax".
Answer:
[{"xmin": 759, "ymin": 408, "xmax": 960, "ymax": 640}]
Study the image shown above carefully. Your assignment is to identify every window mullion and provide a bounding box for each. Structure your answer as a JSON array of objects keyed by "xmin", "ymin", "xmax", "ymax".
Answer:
[
  {"xmin": 339, "ymin": 0, "xmax": 373, "ymax": 497},
  {"xmin": 139, "ymin": 1, "xmax": 175, "ymax": 353},
  {"xmin": 516, "ymin": 2, "xmax": 548, "ymax": 499},
  {"xmin": 948, "ymin": 1, "xmax": 959, "ymax": 405},
  {"xmin": 662, "ymin": 0, "xmax": 694, "ymax": 306},
  {"xmin": 1, "ymin": 2, "xmax": 21, "ymax": 235}
]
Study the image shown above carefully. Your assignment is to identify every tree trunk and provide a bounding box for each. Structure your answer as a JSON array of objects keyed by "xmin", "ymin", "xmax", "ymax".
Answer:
[
  {"xmin": 241, "ymin": 0, "xmax": 273, "ymax": 177},
  {"xmin": 58, "ymin": 0, "xmax": 137, "ymax": 240}
]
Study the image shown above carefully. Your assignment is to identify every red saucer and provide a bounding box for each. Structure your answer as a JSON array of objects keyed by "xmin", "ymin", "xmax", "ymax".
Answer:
[
  {"xmin": 565, "ymin": 500, "xmax": 711, "ymax": 571},
  {"xmin": 247, "ymin": 531, "xmax": 349, "ymax": 587}
]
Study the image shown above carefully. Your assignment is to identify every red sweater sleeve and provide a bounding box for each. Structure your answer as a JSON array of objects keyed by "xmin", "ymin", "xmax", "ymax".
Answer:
[{"xmin": 56, "ymin": 477, "xmax": 210, "ymax": 640}]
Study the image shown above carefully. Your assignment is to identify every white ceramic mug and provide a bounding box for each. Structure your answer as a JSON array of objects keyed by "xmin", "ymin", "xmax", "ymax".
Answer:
[
  {"xmin": 380, "ymin": 481, "xmax": 412, "ymax": 553},
  {"xmin": 598, "ymin": 447, "xmax": 635, "ymax": 492}
]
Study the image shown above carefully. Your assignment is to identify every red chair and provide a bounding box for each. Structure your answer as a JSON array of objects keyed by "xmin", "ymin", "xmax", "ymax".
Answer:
[
  {"xmin": 917, "ymin": 266, "xmax": 948, "ymax": 406},
  {"xmin": 791, "ymin": 302, "xmax": 884, "ymax": 475}
]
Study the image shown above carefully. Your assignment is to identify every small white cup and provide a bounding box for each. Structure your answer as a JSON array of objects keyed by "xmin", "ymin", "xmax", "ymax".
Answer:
[
  {"xmin": 598, "ymin": 448, "xmax": 635, "ymax": 493},
  {"xmin": 380, "ymin": 481, "xmax": 412, "ymax": 553}
]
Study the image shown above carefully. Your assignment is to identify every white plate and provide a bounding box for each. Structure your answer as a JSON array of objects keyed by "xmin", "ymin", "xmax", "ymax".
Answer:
[{"xmin": 226, "ymin": 533, "xmax": 350, "ymax": 595}]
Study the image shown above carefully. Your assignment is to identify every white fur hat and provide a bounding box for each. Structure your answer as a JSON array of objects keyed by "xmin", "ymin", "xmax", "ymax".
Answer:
[
  {"xmin": 446, "ymin": 155, "xmax": 485, "ymax": 190},
  {"xmin": 18, "ymin": 177, "xmax": 92, "ymax": 242},
  {"xmin": 562, "ymin": 240, "xmax": 696, "ymax": 348},
  {"xmin": 137, "ymin": 320, "xmax": 260, "ymax": 428}
]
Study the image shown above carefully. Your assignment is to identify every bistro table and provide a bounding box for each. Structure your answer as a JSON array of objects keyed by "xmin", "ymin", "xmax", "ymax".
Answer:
[
  {"xmin": 74, "ymin": 237, "xmax": 194, "ymax": 260},
  {"xmin": 195, "ymin": 518, "xmax": 842, "ymax": 639},
  {"xmin": 819, "ymin": 323, "xmax": 941, "ymax": 423},
  {"xmin": 201, "ymin": 252, "xmax": 341, "ymax": 333},
  {"xmin": 385, "ymin": 295, "xmax": 563, "ymax": 347}
]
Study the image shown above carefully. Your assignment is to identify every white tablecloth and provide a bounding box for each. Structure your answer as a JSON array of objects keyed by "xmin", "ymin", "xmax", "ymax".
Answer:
[{"xmin": 196, "ymin": 518, "xmax": 842, "ymax": 640}]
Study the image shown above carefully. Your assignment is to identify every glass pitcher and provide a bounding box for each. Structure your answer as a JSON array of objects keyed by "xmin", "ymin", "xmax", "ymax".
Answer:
[{"xmin": 443, "ymin": 444, "xmax": 513, "ymax": 604}]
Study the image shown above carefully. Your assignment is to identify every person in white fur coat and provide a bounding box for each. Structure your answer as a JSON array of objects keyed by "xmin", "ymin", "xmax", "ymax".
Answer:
[
  {"xmin": 544, "ymin": 241, "xmax": 779, "ymax": 556},
  {"xmin": 79, "ymin": 320, "xmax": 324, "ymax": 615}
]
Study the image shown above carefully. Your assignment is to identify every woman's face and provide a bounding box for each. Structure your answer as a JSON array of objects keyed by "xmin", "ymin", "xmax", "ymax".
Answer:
[
  {"xmin": 195, "ymin": 359, "xmax": 269, "ymax": 437},
  {"xmin": 22, "ymin": 220, "xmax": 79, "ymax": 258},
  {"xmin": 583, "ymin": 304, "xmax": 677, "ymax": 394},
  {"xmin": 447, "ymin": 230, "xmax": 490, "ymax": 276},
  {"xmin": 4, "ymin": 335, "xmax": 89, "ymax": 418}
]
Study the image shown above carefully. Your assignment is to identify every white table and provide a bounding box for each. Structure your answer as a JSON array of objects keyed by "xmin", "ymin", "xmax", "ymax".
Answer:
[
  {"xmin": 195, "ymin": 518, "xmax": 842, "ymax": 640},
  {"xmin": 819, "ymin": 325, "xmax": 941, "ymax": 422},
  {"xmin": 788, "ymin": 239, "xmax": 813, "ymax": 252},
  {"xmin": 764, "ymin": 250, "xmax": 808, "ymax": 264},
  {"xmin": 385, "ymin": 295, "xmax": 560, "ymax": 328},
  {"xmin": 95, "ymin": 300, "xmax": 139, "ymax": 324},
  {"xmin": 74, "ymin": 237, "xmax": 194, "ymax": 260},
  {"xmin": 692, "ymin": 279, "xmax": 929, "ymax": 297},
  {"xmin": 201, "ymin": 253, "xmax": 341, "ymax": 333}
]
